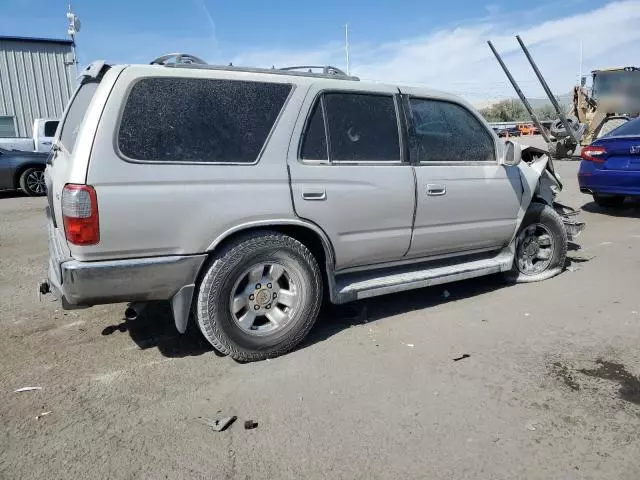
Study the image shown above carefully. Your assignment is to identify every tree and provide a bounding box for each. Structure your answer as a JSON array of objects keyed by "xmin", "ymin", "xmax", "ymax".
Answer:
[
  {"xmin": 479, "ymin": 99, "xmax": 528, "ymax": 122},
  {"xmin": 534, "ymin": 104, "xmax": 556, "ymax": 121}
]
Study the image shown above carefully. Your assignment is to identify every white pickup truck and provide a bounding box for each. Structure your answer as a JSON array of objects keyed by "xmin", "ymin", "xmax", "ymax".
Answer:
[{"xmin": 0, "ymin": 118, "xmax": 59, "ymax": 153}]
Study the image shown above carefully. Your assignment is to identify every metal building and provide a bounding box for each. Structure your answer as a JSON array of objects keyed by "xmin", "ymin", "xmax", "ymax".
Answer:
[{"xmin": 0, "ymin": 36, "xmax": 76, "ymax": 138}]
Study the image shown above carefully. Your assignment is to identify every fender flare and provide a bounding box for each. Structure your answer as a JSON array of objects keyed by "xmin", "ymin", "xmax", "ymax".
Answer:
[{"xmin": 205, "ymin": 218, "xmax": 336, "ymax": 267}]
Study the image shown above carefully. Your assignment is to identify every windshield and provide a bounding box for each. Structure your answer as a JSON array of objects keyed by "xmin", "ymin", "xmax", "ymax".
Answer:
[
  {"xmin": 59, "ymin": 81, "xmax": 99, "ymax": 154},
  {"xmin": 592, "ymin": 70, "xmax": 640, "ymax": 100}
]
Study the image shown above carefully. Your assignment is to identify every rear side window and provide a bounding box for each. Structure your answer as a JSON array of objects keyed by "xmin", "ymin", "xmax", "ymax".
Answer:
[
  {"xmin": 44, "ymin": 121, "xmax": 59, "ymax": 137},
  {"xmin": 118, "ymin": 78, "xmax": 292, "ymax": 163},
  {"xmin": 409, "ymin": 99, "xmax": 495, "ymax": 163},
  {"xmin": 60, "ymin": 82, "xmax": 99, "ymax": 153}
]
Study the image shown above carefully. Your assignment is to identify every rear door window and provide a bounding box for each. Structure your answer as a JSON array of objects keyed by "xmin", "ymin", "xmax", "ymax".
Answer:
[
  {"xmin": 118, "ymin": 77, "xmax": 292, "ymax": 163},
  {"xmin": 300, "ymin": 100, "xmax": 328, "ymax": 161},
  {"xmin": 60, "ymin": 82, "xmax": 99, "ymax": 153},
  {"xmin": 409, "ymin": 98, "xmax": 495, "ymax": 163},
  {"xmin": 323, "ymin": 93, "xmax": 400, "ymax": 162}
]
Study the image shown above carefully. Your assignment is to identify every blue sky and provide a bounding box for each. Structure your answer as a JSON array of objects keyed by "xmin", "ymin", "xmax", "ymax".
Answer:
[{"xmin": 2, "ymin": 0, "xmax": 639, "ymax": 103}]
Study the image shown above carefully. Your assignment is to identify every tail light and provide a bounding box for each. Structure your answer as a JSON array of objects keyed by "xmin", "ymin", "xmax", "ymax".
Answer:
[
  {"xmin": 62, "ymin": 184, "xmax": 99, "ymax": 245},
  {"xmin": 581, "ymin": 146, "xmax": 607, "ymax": 163}
]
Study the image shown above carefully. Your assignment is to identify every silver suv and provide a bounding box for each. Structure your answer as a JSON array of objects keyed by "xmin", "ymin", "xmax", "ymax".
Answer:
[{"xmin": 42, "ymin": 55, "xmax": 584, "ymax": 361}]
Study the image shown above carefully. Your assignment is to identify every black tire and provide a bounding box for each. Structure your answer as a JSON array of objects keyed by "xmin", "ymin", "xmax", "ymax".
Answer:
[
  {"xmin": 19, "ymin": 167, "xmax": 46, "ymax": 196},
  {"xmin": 196, "ymin": 231, "xmax": 322, "ymax": 362},
  {"xmin": 593, "ymin": 194, "xmax": 625, "ymax": 208},
  {"xmin": 504, "ymin": 203, "xmax": 567, "ymax": 283}
]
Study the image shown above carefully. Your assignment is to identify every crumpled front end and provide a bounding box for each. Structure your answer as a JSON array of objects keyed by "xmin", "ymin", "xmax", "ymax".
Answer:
[{"xmin": 518, "ymin": 146, "xmax": 586, "ymax": 240}]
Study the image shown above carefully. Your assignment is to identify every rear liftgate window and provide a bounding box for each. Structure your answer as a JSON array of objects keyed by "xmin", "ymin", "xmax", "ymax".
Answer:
[{"xmin": 118, "ymin": 77, "xmax": 292, "ymax": 163}]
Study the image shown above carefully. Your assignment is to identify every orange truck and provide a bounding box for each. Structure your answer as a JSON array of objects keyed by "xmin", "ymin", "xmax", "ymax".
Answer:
[{"xmin": 517, "ymin": 123, "xmax": 536, "ymax": 135}]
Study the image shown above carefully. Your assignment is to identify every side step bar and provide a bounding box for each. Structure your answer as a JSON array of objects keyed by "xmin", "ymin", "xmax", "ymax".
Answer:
[{"xmin": 333, "ymin": 250, "xmax": 514, "ymax": 304}]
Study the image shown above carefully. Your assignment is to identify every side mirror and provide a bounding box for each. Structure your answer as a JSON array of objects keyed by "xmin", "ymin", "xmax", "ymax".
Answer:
[{"xmin": 502, "ymin": 140, "xmax": 522, "ymax": 166}]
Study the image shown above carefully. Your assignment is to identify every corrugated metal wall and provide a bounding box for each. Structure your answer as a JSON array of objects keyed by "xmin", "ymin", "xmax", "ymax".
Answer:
[{"xmin": 0, "ymin": 39, "xmax": 75, "ymax": 137}]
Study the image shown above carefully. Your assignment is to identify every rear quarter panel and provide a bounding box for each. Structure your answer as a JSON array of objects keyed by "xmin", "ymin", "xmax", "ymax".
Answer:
[{"xmin": 83, "ymin": 66, "xmax": 307, "ymax": 261}]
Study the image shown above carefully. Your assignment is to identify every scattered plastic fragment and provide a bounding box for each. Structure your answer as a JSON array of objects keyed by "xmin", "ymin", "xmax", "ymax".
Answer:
[
  {"xmin": 244, "ymin": 420, "xmax": 258, "ymax": 430},
  {"xmin": 526, "ymin": 422, "xmax": 537, "ymax": 431},
  {"xmin": 199, "ymin": 415, "xmax": 237, "ymax": 432},
  {"xmin": 406, "ymin": 344, "xmax": 415, "ymax": 348},
  {"xmin": 453, "ymin": 354, "xmax": 470, "ymax": 362},
  {"xmin": 14, "ymin": 387, "xmax": 42, "ymax": 393},
  {"xmin": 35, "ymin": 411, "xmax": 52, "ymax": 420}
]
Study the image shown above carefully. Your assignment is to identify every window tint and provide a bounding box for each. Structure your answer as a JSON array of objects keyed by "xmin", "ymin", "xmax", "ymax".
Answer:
[
  {"xmin": 605, "ymin": 117, "xmax": 640, "ymax": 137},
  {"xmin": 44, "ymin": 121, "xmax": 59, "ymax": 137},
  {"xmin": 60, "ymin": 82, "xmax": 98, "ymax": 153},
  {"xmin": 409, "ymin": 99, "xmax": 495, "ymax": 163},
  {"xmin": 323, "ymin": 93, "xmax": 400, "ymax": 162},
  {"xmin": 118, "ymin": 78, "xmax": 292, "ymax": 163},
  {"xmin": 0, "ymin": 116, "xmax": 17, "ymax": 137},
  {"xmin": 300, "ymin": 100, "xmax": 328, "ymax": 160}
]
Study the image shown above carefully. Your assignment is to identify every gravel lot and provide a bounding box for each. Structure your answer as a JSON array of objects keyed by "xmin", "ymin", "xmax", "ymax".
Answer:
[{"xmin": 2, "ymin": 161, "xmax": 640, "ymax": 479}]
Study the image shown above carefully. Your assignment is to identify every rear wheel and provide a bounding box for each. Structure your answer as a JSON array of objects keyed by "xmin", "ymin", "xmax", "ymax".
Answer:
[
  {"xmin": 504, "ymin": 203, "xmax": 567, "ymax": 283},
  {"xmin": 593, "ymin": 194, "xmax": 625, "ymax": 208},
  {"xmin": 196, "ymin": 231, "xmax": 322, "ymax": 362},
  {"xmin": 19, "ymin": 167, "xmax": 46, "ymax": 196}
]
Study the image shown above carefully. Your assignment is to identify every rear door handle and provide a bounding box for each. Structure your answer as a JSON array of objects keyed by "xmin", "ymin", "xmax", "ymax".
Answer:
[
  {"xmin": 426, "ymin": 184, "xmax": 446, "ymax": 196},
  {"xmin": 302, "ymin": 190, "xmax": 327, "ymax": 201}
]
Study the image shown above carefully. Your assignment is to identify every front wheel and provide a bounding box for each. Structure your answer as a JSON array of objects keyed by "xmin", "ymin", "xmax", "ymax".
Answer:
[
  {"xmin": 195, "ymin": 231, "xmax": 322, "ymax": 362},
  {"xmin": 19, "ymin": 167, "xmax": 46, "ymax": 196},
  {"xmin": 504, "ymin": 203, "xmax": 567, "ymax": 283}
]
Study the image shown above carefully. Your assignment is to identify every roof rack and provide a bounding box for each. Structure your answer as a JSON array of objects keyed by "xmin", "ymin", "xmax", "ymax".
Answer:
[
  {"xmin": 150, "ymin": 53, "xmax": 207, "ymax": 66},
  {"xmin": 279, "ymin": 65, "xmax": 348, "ymax": 76},
  {"xmin": 150, "ymin": 53, "xmax": 359, "ymax": 81}
]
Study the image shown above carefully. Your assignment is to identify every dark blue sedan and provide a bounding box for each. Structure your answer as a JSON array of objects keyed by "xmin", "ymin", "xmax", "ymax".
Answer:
[{"xmin": 578, "ymin": 117, "xmax": 640, "ymax": 207}]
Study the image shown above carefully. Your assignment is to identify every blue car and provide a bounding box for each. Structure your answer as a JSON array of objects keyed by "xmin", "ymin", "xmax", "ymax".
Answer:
[{"xmin": 578, "ymin": 117, "xmax": 640, "ymax": 207}]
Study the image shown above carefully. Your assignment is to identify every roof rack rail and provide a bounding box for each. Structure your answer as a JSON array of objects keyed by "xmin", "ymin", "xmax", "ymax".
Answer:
[
  {"xmin": 150, "ymin": 53, "xmax": 207, "ymax": 66},
  {"xmin": 278, "ymin": 65, "xmax": 348, "ymax": 76},
  {"xmin": 152, "ymin": 54, "xmax": 360, "ymax": 81}
]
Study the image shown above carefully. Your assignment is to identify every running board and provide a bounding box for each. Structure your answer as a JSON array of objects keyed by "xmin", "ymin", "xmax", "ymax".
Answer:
[{"xmin": 333, "ymin": 250, "xmax": 514, "ymax": 304}]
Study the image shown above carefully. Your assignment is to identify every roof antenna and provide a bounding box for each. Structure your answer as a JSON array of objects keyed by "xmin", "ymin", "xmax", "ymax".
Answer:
[{"xmin": 344, "ymin": 23, "xmax": 351, "ymax": 76}]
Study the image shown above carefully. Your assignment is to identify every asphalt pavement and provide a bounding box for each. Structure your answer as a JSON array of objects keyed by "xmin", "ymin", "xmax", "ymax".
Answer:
[{"xmin": 2, "ymin": 161, "xmax": 640, "ymax": 480}]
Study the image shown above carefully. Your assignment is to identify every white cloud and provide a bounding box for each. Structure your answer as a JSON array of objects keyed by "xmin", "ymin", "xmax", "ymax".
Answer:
[{"xmin": 230, "ymin": 0, "xmax": 640, "ymax": 105}]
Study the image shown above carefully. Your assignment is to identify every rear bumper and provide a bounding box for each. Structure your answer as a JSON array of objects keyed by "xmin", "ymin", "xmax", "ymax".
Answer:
[
  {"xmin": 578, "ymin": 161, "xmax": 640, "ymax": 196},
  {"xmin": 50, "ymin": 255, "xmax": 206, "ymax": 307},
  {"xmin": 45, "ymin": 209, "xmax": 206, "ymax": 307}
]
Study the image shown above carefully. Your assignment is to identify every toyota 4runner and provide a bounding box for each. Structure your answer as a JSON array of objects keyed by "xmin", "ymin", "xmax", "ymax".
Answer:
[{"xmin": 41, "ymin": 54, "xmax": 584, "ymax": 361}]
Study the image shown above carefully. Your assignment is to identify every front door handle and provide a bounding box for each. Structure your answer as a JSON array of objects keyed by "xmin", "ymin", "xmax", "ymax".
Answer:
[
  {"xmin": 426, "ymin": 184, "xmax": 446, "ymax": 196},
  {"xmin": 302, "ymin": 190, "xmax": 327, "ymax": 201}
]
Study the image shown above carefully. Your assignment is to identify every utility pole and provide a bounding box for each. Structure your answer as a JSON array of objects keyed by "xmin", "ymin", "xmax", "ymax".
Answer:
[
  {"xmin": 66, "ymin": 2, "xmax": 81, "ymax": 75},
  {"xmin": 579, "ymin": 40, "xmax": 584, "ymax": 86},
  {"xmin": 344, "ymin": 24, "xmax": 350, "ymax": 75}
]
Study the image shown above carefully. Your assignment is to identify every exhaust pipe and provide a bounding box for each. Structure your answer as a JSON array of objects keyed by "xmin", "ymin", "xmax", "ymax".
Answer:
[{"xmin": 124, "ymin": 302, "xmax": 147, "ymax": 321}]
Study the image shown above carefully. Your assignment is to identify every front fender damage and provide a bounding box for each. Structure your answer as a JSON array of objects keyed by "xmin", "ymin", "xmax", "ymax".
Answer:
[{"xmin": 516, "ymin": 146, "xmax": 585, "ymax": 240}]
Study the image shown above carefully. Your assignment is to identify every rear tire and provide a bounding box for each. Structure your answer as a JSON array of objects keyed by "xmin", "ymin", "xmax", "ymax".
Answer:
[
  {"xmin": 593, "ymin": 194, "xmax": 625, "ymax": 208},
  {"xmin": 196, "ymin": 231, "xmax": 322, "ymax": 362},
  {"xmin": 504, "ymin": 203, "xmax": 567, "ymax": 283},
  {"xmin": 19, "ymin": 167, "xmax": 46, "ymax": 196}
]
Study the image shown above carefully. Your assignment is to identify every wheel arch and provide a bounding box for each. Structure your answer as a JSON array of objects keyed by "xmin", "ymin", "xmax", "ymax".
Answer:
[{"xmin": 202, "ymin": 219, "xmax": 337, "ymax": 301}]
